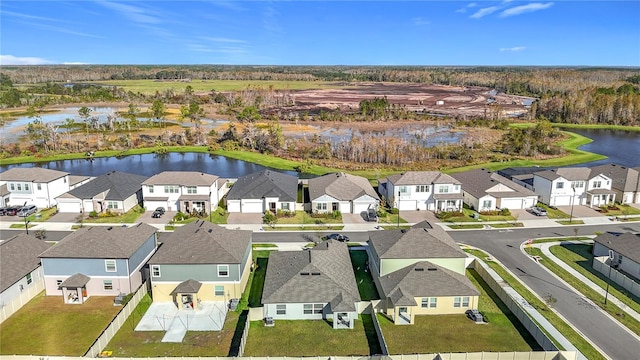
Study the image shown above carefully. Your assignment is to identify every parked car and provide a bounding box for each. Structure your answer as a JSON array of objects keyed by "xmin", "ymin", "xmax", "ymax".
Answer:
[
  {"xmin": 151, "ymin": 210, "xmax": 163, "ymax": 218},
  {"xmin": 17, "ymin": 204, "xmax": 38, "ymax": 217},
  {"xmin": 5, "ymin": 206, "xmax": 22, "ymax": 216},
  {"xmin": 465, "ymin": 309, "xmax": 485, "ymax": 323},
  {"xmin": 323, "ymin": 233, "xmax": 350, "ymax": 242},
  {"xmin": 155, "ymin": 207, "xmax": 166, "ymax": 215},
  {"xmin": 529, "ymin": 207, "xmax": 547, "ymax": 216},
  {"xmin": 366, "ymin": 208, "xmax": 378, "ymax": 222},
  {"xmin": 0, "ymin": 207, "xmax": 7, "ymax": 216}
]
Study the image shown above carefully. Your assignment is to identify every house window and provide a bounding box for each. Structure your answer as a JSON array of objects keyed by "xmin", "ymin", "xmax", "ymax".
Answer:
[
  {"xmin": 26, "ymin": 273, "xmax": 32, "ymax": 284},
  {"xmin": 10, "ymin": 184, "xmax": 14, "ymax": 191},
  {"xmin": 63, "ymin": 177, "xmax": 67, "ymax": 183},
  {"xmin": 103, "ymin": 280, "xmax": 113, "ymax": 290},
  {"xmin": 482, "ymin": 200, "xmax": 492, "ymax": 208},
  {"xmin": 282, "ymin": 203, "xmax": 290, "ymax": 210},
  {"xmin": 316, "ymin": 203, "xmax": 327, "ymax": 211},
  {"xmin": 421, "ymin": 298, "xmax": 429, "ymax": 308},
  {"xmin": 186, "ymin": 186, "xmax": 197, "ymax": 194},
  {"xmin": 462, "ymin": 296, "xmax": 470, "ymax": 307},
  {"xmin": 454, "ymin": 185, "xmax": 460, "ymax": 191},
  {"xmin": 215, "ymin": 286, "xmax": 224, "ymax": 296},
  {"xmin": 37, "ymin": 183, "xmax": 41, "ymax": 190},
  {"xmin": 438, "ymin": 185, "xmax": 449, "ymax": 193},
  {"xmin": 429, "ymin": 297, "xmax": 437, "ymax": 308},
  {"xmin": 148, "ymin": 185, "xmax": 154, "ymax": 193},
  {"xmin": 56, "ymin": 280, "xmax": 63, "ymax": 287},
  {"xmin": 17, "ymin": 184, "xmax": 21, "ymax": 191},
  {"xmin": 218, "ymin": 265, "xmax": 229, "ymax": 277},
  {"xmin": 397, "ymin": 186, "xmax": 408, "ymax": 194},
  {"xmin": 105, "ymin": 259, "xmax": 117, "ymax": 272},
  {"xmin": 164, "ymin": 185, "xmax": 179, "ymax": 193},
  {"xmin": 571, "ymin": 181, "xmax": 584, "ymax": 188},
  {"xmin": 107, "ymin": 201, "xmax": 119, "ymax": 209},
  {"xmin": 276, "ymin": 304, "xmax": 286, "ymax": 315},
  {"xmin": 303, "ymin": 303, "xmax": 323, "ymax": 314},
  {"xmin": 415, "ymin": 185, "xmax": 429, "ymax": 193},
  {"xmin": 151, "ymin": 265, "xmax": 161, "ymax": 277},
  {"xmin": 593, "ymin": 181, "xmax": 602, "ymax": 188},
  {"xmin": 619, "ymin": 256, "xmax": 624, "ymax": 264},
  {"xmin": 25, "ymin": 184, "xmax": 30, "ymax": 191},
  {"xmin": 454, "ymin": 297, "xmax": 461, "ymax": 307},
  {"xmin": 556, "ymin": 182, "xmax": 564, "ymax": 189}
]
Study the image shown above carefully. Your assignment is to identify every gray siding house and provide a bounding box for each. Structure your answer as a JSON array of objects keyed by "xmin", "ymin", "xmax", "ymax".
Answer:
[
  {"xmin": 148, "ymin": 220, "xmax": 252, "ymax": 309},
  {"xmin": 40, "ymin": 223, "xmax": 158, "ymax": 304},
  {"xmin": 261, "ymin": 240, "xmax": 361, "ymax": 329},
  {"xmin": 226, "ymin": 170, "xmax": 298, "ymax": 213},
  {"xmin": 308, "ymin": 172, "xmax": 379, "ymax": 215}
]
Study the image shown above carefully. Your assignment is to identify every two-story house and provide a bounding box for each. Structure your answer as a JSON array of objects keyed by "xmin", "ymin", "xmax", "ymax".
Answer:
[
  {"xmin": 451, "ymin": 169, "xmax": 538, "ymax": 211},
  {"xmin": 533, "ymin": 167, "xmax": 615, "ymax": 207},
  {"xmin": 380, "ymin": 171, "xmax": 463, "ymax": 212},
  {"xmin": 0, "ymin": 168, "xmax": 70, "ymax": 208},
  {"xmin": 40, "ymin": 223, "xmax": 158, "ymax": 304},
  {"xmin": 589, "ymin": 164, "xmax": 640, "ymax": 204},
  {"xmin": 308, "ymin": 172, "xmax": 379, "ymax": 214},
  {"xmin": 55, "ymin": 171, "xmax": 147, "ymax": 214},
  {"xmin": 367, "ymin": 223, "xmax": 479, "ymax": 325},
  {"xmin": 148, "ymin": 220, "xmax": 252, "ymax": 309},
  {"xmin": 226, "ymin": 170, "xmax": 298, "ymax": 213},
  {"xmin": 142, "ymin": 171, "xmax": 226, "ymax": 214}
]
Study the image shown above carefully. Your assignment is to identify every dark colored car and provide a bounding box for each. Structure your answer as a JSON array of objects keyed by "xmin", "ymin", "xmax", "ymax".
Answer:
[
  {"xmin": 529, "ymin": 207, "xmax": 547, "ymax": 216},
  {"xmin": 151, "ymin": 210, "xmax": 163, "ymax": 218},
  {"xmin": 366, "ymin": 208, "xmax": 378, "ymax": 222},
  {"xmin": 465, "ymin": 309, "xmax": 485, "ymax": 323},
  {"xmin": 4, "ymin": 206, "xmax": 21, "ymax": 216},
  {"xmin": 0, "ymin": 207, "xmax": 7, "ymax": 216},
  {"xmin": 323, "ymin": 233, "xmax": 350, "ymax": 242},
  {"xmin": 155, "ymin": 207, "xmax": 166, "ymax": 215}
]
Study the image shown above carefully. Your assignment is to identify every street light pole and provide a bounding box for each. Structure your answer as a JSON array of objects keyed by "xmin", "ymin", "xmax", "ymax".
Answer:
[
  {"xmin": 605, "ymin": 249, "xmax": 614, "ymax": 305},
  {"xmin": 24, "ymin": 216, "xmax": 30, "ymax": 235},
  {"xmin": 569, "ymin": 186, "xmax": 576, "ymax": 224},
  {"xmin": 397, "ymin": 191, "xmax": 401, "ymax": 228}
]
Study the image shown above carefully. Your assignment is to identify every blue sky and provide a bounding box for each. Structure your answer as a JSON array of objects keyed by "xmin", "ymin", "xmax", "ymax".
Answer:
[{"xmin": 1, "ymin": 1, "xmax": 638, "ymax": 66}]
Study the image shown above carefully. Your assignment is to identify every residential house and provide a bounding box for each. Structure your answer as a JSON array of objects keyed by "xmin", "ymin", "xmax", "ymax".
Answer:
[
  {"xmin": 261, "ymin": 240, "xmax": 360, "ymax": 329},
  {"xmin": 142, "ymin": 171, "xmax": 226, "ymax": 214},
  {"xmin": 0, "ymin": 167, "xmax": 70, "ymax": 208},
  {"xmin": 589, "ymin": 164, "xmax": 640, "ymax": 204},
  {"xmin": 226, "ymin": 170, "xmax": 297, "ymax": 213},
  {"xmin": 148, "ymin": 220, "xmax": 252, "ymax": 309},
  {"xmin": 367, "ymin": 223, "xmax": 478, "ymax": 324},
  {"xmin": 379, "ymin": 171, "xmax": 463, "ymax": 212},
  {"xmin": 40, "ymin": 223, "xmax": 158, "ymax": 304},
  {"xmin": 0, "ymin": 184, "xmax": 9, "ymax": 208},
  {"xmin": 1, "ymin": 234, "xmax": 51, "ymax": 312},
  {"xmin": 451, "ymin": 169, "xmax": 538, "ymax": 211},
  {"xmin": 533, "ymin": 167, "xmax": 615, "ymax": 207},
  {"xmin": 308, "ymin": 172, "xmax": 379, "ymax": 214},
  {"xmin": 55, "ymin": 171, "xmax": 147, "ymax": 214},
  {"xmin": 593, "ymin": 232, "xmax": 640, "ymax": 281}
]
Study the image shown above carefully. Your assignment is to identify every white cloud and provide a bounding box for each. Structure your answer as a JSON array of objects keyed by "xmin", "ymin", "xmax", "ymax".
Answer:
[
  {"xmin": 456, "ymin": 2, "xmax": 479, "ymax": 13},
  {"xmin": 499, "ymin": 46, "xmax": 527, "ymax": 52},
  {"xmin": 98, "ymin": 1, "xmax": 160, "ymax": 24},
  {"xmin": 500, "ymin": 2, "xmax": 554, "ymax": 17},
  {"xmin": 413, "ymin": 17, "xmax": 430, "ymax": 26},
  {"xmin": 202, "ymin": 37, "xmax": 247, "ymax": 44},
  {"xmin": 470, "ymin": 6, "xmax": 500, "ymax": 19},
  {"xmin": 0, "ymin": 55, "xmax": 52, "ymax": 65}
]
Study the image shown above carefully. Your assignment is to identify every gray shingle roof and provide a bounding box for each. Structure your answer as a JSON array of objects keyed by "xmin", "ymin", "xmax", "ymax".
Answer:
[
  {"xmin": 590, "ymin": 164, "xmax": 640, "ymax": 192},
  {"xmin": 226, "ymin": 170, "xmax": 298, "ymax": 202},
  {"xmin": 387, "ymin": 171, "xmax": 460, "ymax": 186},
  {"xmin": 261, "ymin": 240, "xmax": 360, "ymax": 307},
  {"xmin": 0, "ymin": 234, "xmax": 51, "ymax": 292},
  {"xmin": 62, "ymin": 171, "xmax": 148, "ymax": 201},
  {"xmin": 0, "ymin": 167, "xmax": 68, "ymax": 183},
  {"xmin": 142, "ymin": 171, "xmax": 221, "ymax": 187},
  {"xmin": 171, "ymin": 279, "xmax": 202, "ymax": 295},
  {"xmin": 451, "ymin": 169, "xmax": 537, "ymax": 199},
  {"xmin": 368, "ymin": 227, "xmax": 466, "ymax": 260},
  {"xmin": 593, "ymin": 232, "xmax": 640, "ymax": 264},
  {"xmin": 40, "ymin": 223, "xmax": 157, "ymax": 259},
  {"xmin": 535, "ymin": 167, "xmax": 593, "ymax": 181},
  {"xmin": 308, "ymin": 172, "xmax": 379, "ymax": 201},
  {"xmin": 0, "ymin": 184, "xmax": 9, "ymax": 197},
  {"xmin": 60, "ymin": 273, "xmax": 90, "ymax": 288},
  {"xmin": 150, "ymin": 220, "xmax": 251, "ymax": 264},
  {"xmin": 69, "ymin": 175, "xmax": 92, "ymax": 187},
  {"xmin": 379, "ymin": 261, "xmax": 480, "ymax": 305}
]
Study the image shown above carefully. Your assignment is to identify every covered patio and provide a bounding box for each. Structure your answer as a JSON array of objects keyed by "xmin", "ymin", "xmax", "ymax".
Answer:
[{"xmin": 60, "ymin": 273, "xmax": 90, "ymax": 304}]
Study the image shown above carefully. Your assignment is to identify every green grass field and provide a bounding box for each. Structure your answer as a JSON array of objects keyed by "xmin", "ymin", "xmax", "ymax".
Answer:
[{"xmin": 350, "ymin": 250, "xmax": 380, "ymax": 301}]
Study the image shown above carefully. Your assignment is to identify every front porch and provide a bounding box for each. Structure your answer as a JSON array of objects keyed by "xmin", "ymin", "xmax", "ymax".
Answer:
[
  {"xmin": 587, "ymin": 189, "xmax": 616, "ymax": 208},
  {"xmin": 178, "ymin": 195, "xmax": 211, "ymax": 215},
  {"xmin": 433, "ymin": 193, "xmax": 463, "ymax": 212}
]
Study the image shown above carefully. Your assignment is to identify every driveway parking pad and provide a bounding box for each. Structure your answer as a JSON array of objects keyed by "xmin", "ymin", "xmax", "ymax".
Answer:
[{"xmin": 135, "ymin": 301, "xmax": 227, "ymax": 342}]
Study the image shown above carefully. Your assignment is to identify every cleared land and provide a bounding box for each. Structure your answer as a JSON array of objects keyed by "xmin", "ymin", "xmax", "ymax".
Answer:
[{"xmin": 92, "ymin": 79, "xmax": 338, "ymax": 94}]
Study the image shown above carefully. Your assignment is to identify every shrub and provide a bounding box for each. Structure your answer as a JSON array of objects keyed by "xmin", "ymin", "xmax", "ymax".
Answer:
[
  {"xmin": 89, "ymin": 211, "xmax": 98, "ymax": 218},
  {"xmin": 389, "ymin": 208, "xmax": 399, "ymax": 215},
  {"xmin": 174, "ymin": 211, "xmax": 189, "ymax": 221},
  {"xmin": 436, "ymin": 210, "xmax": 464, "ymax": 220},
  {"xmin": 263, "ymin": 211, "xmax": 277, "ymax": 225},
  {"xmin": 276, "ymin": 210, "xmax": 295, "ymax": 218}
]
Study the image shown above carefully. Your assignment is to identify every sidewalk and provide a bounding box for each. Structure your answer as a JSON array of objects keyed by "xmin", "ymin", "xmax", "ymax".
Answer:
[{"xmin": 536, "ymin": 241, "xmax": 640, "ymax": 324}]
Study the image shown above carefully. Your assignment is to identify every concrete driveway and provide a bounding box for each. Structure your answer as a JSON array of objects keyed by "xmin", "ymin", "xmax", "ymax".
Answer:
[
  {"xmin": 342, "ymin": 212, "xmax": 368, "ymax": 224},
  {"xmin": 555, "ymin": 205, "xmax": 605, "ymax": 218},
  {"xmin": 227, "ymin": 212, "xmax": 263, "ymax": 224},
  {"xmin": 399, "ymin": 210, "xmax": 438, "ymax": 224},
  {"xmin": 137, "ymin": 210, "xmax": 177, "ymax": 224},
  {"xmin": 47, "ymin": 211, "xmax": 82, "ymax": 223},
  {"xmin": 136, "ymin": 301, "xmax": 227, "ymax": 342}
]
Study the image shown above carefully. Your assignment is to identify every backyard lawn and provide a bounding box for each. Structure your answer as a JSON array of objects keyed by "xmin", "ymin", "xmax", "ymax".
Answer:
[
  {"xmin": 243, "ymin": 315, "xmax": 376, "ymax": 356},
  {"xmin": 105, "ymin": 294, "xmax": 239, "ymax": 356},
  {"xmin": 350, "ymin": 250, "xmax": 380, "ymax": 301},
  {"xmin": 379, "ymin": 269, "xmax": 540, "ymax": 354},
  {"xmin": 0, "ymin": 294, "xmax": 121, "ymax": 356}
]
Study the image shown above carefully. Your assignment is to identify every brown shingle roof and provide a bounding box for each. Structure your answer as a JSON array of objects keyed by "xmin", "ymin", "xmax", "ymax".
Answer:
[
  {"xmin": 150, "ymin": 220, "xmax": 251, "ymax": 264},
  {"xmin": 40, "ymin": 223, "xmax": 157, "ymax": 259},
  {"xmin": 142, "ymin": 171, "xmax": 221, "ymax": 187},
  {"xmin": 368, "ymin": 227, "xmax": 466, "ymax": 260},
  {"xmin": 308, "ymin": 172, "xmax": 379, "ymax": 201},
  {"xmin": 0, "ymin": 167, "xmax": 68, "ymax": 183},
  {"xmin": 0, "ymin": 234, "xmax": 51, "ymax": 292}
]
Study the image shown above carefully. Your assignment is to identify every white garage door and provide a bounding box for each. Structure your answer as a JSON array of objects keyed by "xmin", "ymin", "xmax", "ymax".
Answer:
[
  {"xmin": 500, "ymin": 198, "xmax": 524, "ymax": 210},
  {"xmin": 522, "ymin": 198, "xmax": 536, "ymax": 209},
  {"xmin": 353, "ymin": 203, "xmax": 372, "ymax": 214},
  {"xmin": 399, "ymin": 200, "xmax": 417, "ymax": 211},
  {"xmin": 145, "ymin": 201, "xmax": 168, "ymax": 211},
  {"xmin": 227, "ymin": 200, "xmax": 241, "ymax": 213},
  {"xmin": 241, "ymin": 200, "xmax": 263, "ymax": 213},
  {"xmin": 58, "ymin": 201, "xmax": 82, "ymax": 213},
  {"xmin": 552, "ymin": 196, "xmax": 571, "ymax": 206}
]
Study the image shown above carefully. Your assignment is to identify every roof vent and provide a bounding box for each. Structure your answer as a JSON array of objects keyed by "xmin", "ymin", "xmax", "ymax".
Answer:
[
  {"xmin": 208, "ymin": 229, "xmax": 213, "ymax": 233},
  {"xmin": 311, "ymin": 272, "xmax": 321, "ymax": 276},
  {"xmin": 414, "ymin": 268, "xmax": 424, "ymax": 272},
  {"xmin": 428, "ymin": 268, "xmax": 437, "ymax": 271},
  {"xmin": 300, "ymin": 272, "xmax": 310, "ymax": 276}
]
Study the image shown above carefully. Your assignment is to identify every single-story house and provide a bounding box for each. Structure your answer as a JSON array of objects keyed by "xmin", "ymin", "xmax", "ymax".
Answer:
[
  {"xmin": 308, "ymin": 172, "xmax": 379, "ymax": 214},
  {"xmin": 593, "ymin": 232, "xmax": 640, "ymax": 281},
  {"xmin": 226, "ymin": 170, "xmax": 298, "ymax": 213},
  {"xmin": 451, "ymin": 168, "xmax": 538, "ymax": 211}
]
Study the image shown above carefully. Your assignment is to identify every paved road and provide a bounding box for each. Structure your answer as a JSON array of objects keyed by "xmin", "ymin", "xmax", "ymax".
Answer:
[
  {"xmin": 0, "ymin": 229, "xmax": 72, "ymax": 241},
  {"xmin": 449, "ymin": 224, "xmax": 640, "ymax": 360}
]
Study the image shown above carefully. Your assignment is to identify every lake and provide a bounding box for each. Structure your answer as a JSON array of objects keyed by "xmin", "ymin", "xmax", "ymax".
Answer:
[{"xmin": 572, "ymin": 129, "xmax": 640, "ymax": 168}]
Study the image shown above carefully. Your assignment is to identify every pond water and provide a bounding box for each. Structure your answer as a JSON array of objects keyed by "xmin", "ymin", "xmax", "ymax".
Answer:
[{"xmin": 571, "ymin": 129, "xmax": 640, "ymax": 168}]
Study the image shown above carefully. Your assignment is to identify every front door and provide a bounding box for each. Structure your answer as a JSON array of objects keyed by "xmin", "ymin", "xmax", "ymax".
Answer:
[{"xmin": 269, "ymin": 202, "xmax": 276, "ymax": 213}]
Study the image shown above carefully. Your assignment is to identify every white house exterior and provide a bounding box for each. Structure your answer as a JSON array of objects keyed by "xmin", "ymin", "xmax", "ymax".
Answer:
[
  {"xmin": 308, "ymin": 173, "xmax": 379, "ymax": 214},
  {"xmin": 380, "ymin": 171, "xmax": 463, "ymax": 212},
  {"xmin": 589, "ymin": 164, "xmax": 640, "ymax": 205},
  {"xmin": 593, "ymin": 232, "xmax": 640, "ymax": 281},
  {"xmin": 142, "ymin": 171, "xmax": 226, "ymax": 214},
  {"xmin": 533, "ymin": 167, "xmax": 615, "ymax": 207},
  {"xmin": 0, "ymin": 168, "xmax": 70, "ymax": 208},
  {"xmin": 226, "ymin": 170, "xmax": 297, "ymax": 214},
  {"xmin": 451, "ymin": 169, "xmax": 538, "ymax": 211}
]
